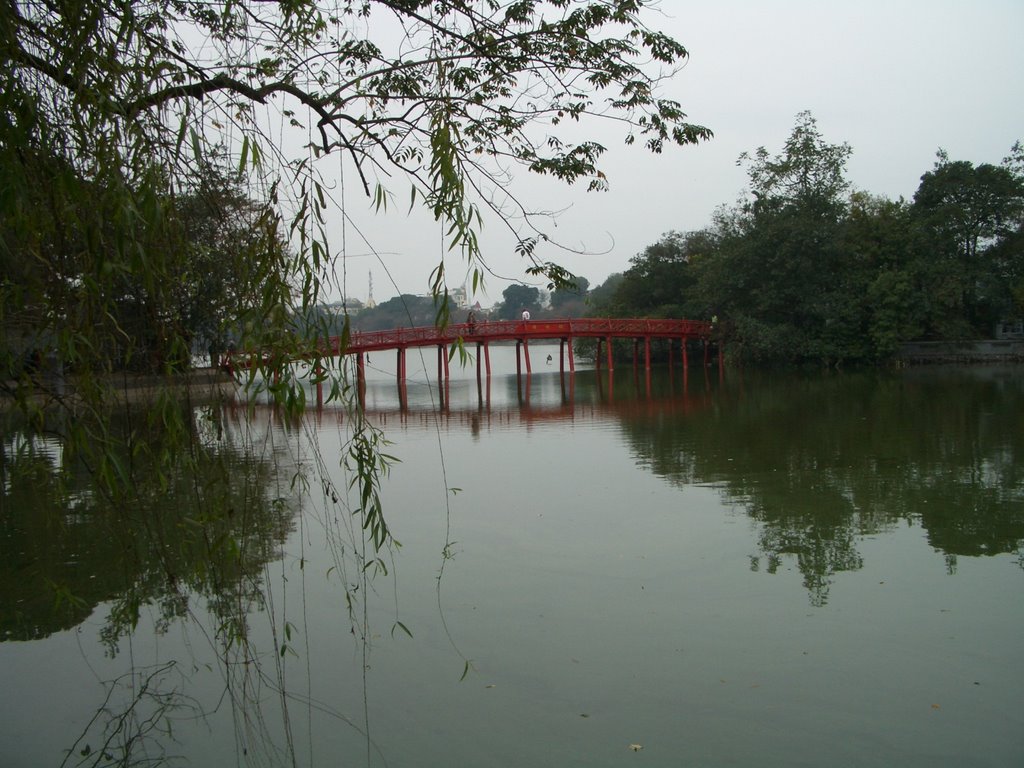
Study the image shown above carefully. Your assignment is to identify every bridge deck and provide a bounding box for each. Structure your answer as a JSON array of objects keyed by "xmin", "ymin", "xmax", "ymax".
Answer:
[
  {"xmin": 332, "ymin": 317, "xmax": 711, "ymax": 355},
  {"xmin": 231, "ymin": 318, "xmax": 717, "ymax": 408}
]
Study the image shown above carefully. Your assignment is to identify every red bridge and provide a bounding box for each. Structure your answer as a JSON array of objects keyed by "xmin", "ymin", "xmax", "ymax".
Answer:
[
  {"xmin": 234, "ymin": 317, "xmax": 718, "ymax": 407},
  {"xmin": 329, "ymin": 316, "xmax": 714, "ymax": 389},
  {"xmin": 226, "ymin": 315, "xmax": 712, "ymax": 409}
]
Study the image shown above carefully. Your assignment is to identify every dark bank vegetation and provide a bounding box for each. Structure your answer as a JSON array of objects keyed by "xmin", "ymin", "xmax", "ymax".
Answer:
[{"xmin": 586, "ymin": 112, "xmax": 1024, "ymax": 365}]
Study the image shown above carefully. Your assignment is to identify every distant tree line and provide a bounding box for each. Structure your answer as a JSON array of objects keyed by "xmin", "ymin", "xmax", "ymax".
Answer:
[
  {"xmin": 350, "ymin": 294, "xmax": 460, "ymax": 332},
  {"xmin": 587, "ymin": 112, "xmax": 1024, "ymax": 365},
  {"xmin": 489, "ymin": 279, "xmax": 591, "ymax": 320},
  {"xmin": 335, "ymin": 278, "xmax": 593, "ymax": 333}
]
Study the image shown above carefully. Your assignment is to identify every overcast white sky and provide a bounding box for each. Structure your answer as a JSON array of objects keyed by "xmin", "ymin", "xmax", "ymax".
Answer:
[{"xmin": 319, "ymin": 0, "xmax": 1024, "ymax": 307}]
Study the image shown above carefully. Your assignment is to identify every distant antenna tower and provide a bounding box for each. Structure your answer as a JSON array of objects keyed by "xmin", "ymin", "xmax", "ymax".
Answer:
[{"xmin": 366, "ymin": 270, "xmax": 376, "ymax": 308}]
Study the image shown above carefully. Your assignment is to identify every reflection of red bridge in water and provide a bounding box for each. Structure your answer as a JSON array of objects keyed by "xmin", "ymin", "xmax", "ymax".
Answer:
[
  {"xmin": 312, "ymin": 317, "xmax": 720, "ymax": 408},
  {"xmin": 300, "ymin": 379, "xmax": 718, "ymax": 428}
]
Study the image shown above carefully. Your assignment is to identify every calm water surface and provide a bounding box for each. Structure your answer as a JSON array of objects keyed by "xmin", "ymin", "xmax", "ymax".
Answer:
[{"xmin": 2, "ymin": 350, "xmax": 1022, "ymax": 767}]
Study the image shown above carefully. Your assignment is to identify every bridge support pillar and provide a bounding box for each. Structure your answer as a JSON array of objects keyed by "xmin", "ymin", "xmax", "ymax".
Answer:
[
  {"xmin": 397, "ymin": 347, "xmax": 406, "ymax": 387},
  {"xmin": 437, "ymin": 344, "xmax": 449, "ymax": 382},
  {"xmin": 606, "ymin": 336, "xmax": 614, "ymax": 371},
  {"xmin": 516, "ymin": 339, "xmax": 532, "ymax": 376},
  {"xmin": 645, "ymin": 336, "xmax": 651, "ymax": 370}
]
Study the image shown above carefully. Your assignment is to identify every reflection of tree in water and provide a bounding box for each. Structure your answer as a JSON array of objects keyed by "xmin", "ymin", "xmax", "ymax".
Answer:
[
  {"xmin": 3, "ymin": 396, "xmax": 393, "ymax": 766},
  {"xmin": 61, "ymin": 661, "xmax": 198, "ymax": 768},
  {"xmin": 616, "ymin": 368, "xmax": 1024, "ymax": 604},
  {"xmin": 2, "ymin": 400, "xmax": 300, "ymax": 766},
  {"xmin": 1, "ymin": 401, "xmax": 297, "ymax": 645}
]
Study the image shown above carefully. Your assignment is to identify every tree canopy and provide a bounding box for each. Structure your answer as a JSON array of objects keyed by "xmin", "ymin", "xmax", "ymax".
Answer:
[
  {"xmin": 549, "ymin": 275, "xmax": 590, "ymax": 315},
  {"xmin": 352, "ymin": 293, "xmax": 458, "ymax": 331},
  {"xmin": 590, "ymin": 113, "xmax": 1024, "ymax": 364},
  {"xmin": 604, "ymin": 230, "xmax": 706, "ymax": 318},
  {"xmin": 496, "ymin": 283, "xmax": 542, "ymax": 319},
  {"xmin": 911, "ymin": 151, "xmax": 1024, "ymax": 331}
]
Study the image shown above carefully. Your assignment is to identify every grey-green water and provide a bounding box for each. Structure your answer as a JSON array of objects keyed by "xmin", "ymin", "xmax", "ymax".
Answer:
[{"xmin": 2, "ymin": 352, "xmax": 1022, "ymax": 767}]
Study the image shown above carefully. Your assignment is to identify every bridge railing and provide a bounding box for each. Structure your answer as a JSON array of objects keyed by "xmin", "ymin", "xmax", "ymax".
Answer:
[
  {"xmin": 330, "ymin": 317, "xmax": 711, "ymax": 355},
  {"xmin": 228, "ymin": 317, "xmax": 713, "ymax": 371}
]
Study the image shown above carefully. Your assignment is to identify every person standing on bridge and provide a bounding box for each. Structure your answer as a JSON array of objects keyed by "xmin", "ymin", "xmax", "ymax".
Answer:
[{"xmin": 522, "ymin": 308, "xmax": 531, "ymax": 321}]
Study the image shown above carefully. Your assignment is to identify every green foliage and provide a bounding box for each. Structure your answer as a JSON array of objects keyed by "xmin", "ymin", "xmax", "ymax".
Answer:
[
  {"xmin": 670, "ymin": 114, "xmax": 856, "ymax": 362},
  {"xmin": 172, "ymin": 158, "xmax": 292, "ymax": 356},
  {"xmin": 604, "ymin": 113, "xmax": 1023, "ymax": 365},
  {"xmin": 585, "ymin": 273, "xmax": 625, "ymax": 312},
  {"xmin": 352, "ymin": 294, "xmax": 459, "ymax": 332},
  {"xmin": 911, "ymin": 150, "xmax": 1024, "ymax": 332},
  {"xmin": 603, "ymin": 231, "xmax": 708, "ymax": 318},
  {"xmin": 549, "ymin": 275, "xmax": 590, "ymax": 316},
  {"xmin": 344, "ymin": 420, "xmax": 398, "ymax": 552},
  {"xmin": 496, "ymin": 283, "xmax": 542, "ymax": 320},
  {"xmin": 739, "ymin": 111, "xmax": 852, "ymax": 213}
]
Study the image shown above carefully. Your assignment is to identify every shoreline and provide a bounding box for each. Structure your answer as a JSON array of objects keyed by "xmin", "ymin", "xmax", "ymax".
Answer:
[
  {"xmin": 896, "ymin": 339, "xmax": 1024, "ymax": 364},
  {"xmin": 1, "ymin": 367, "xmax": 239, "ymax": 409}
]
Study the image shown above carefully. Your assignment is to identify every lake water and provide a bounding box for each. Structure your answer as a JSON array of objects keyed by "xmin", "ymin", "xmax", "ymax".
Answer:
[{"xmin": 2, "ymin": 347, "xmax": 1022, "ymax": 767}]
